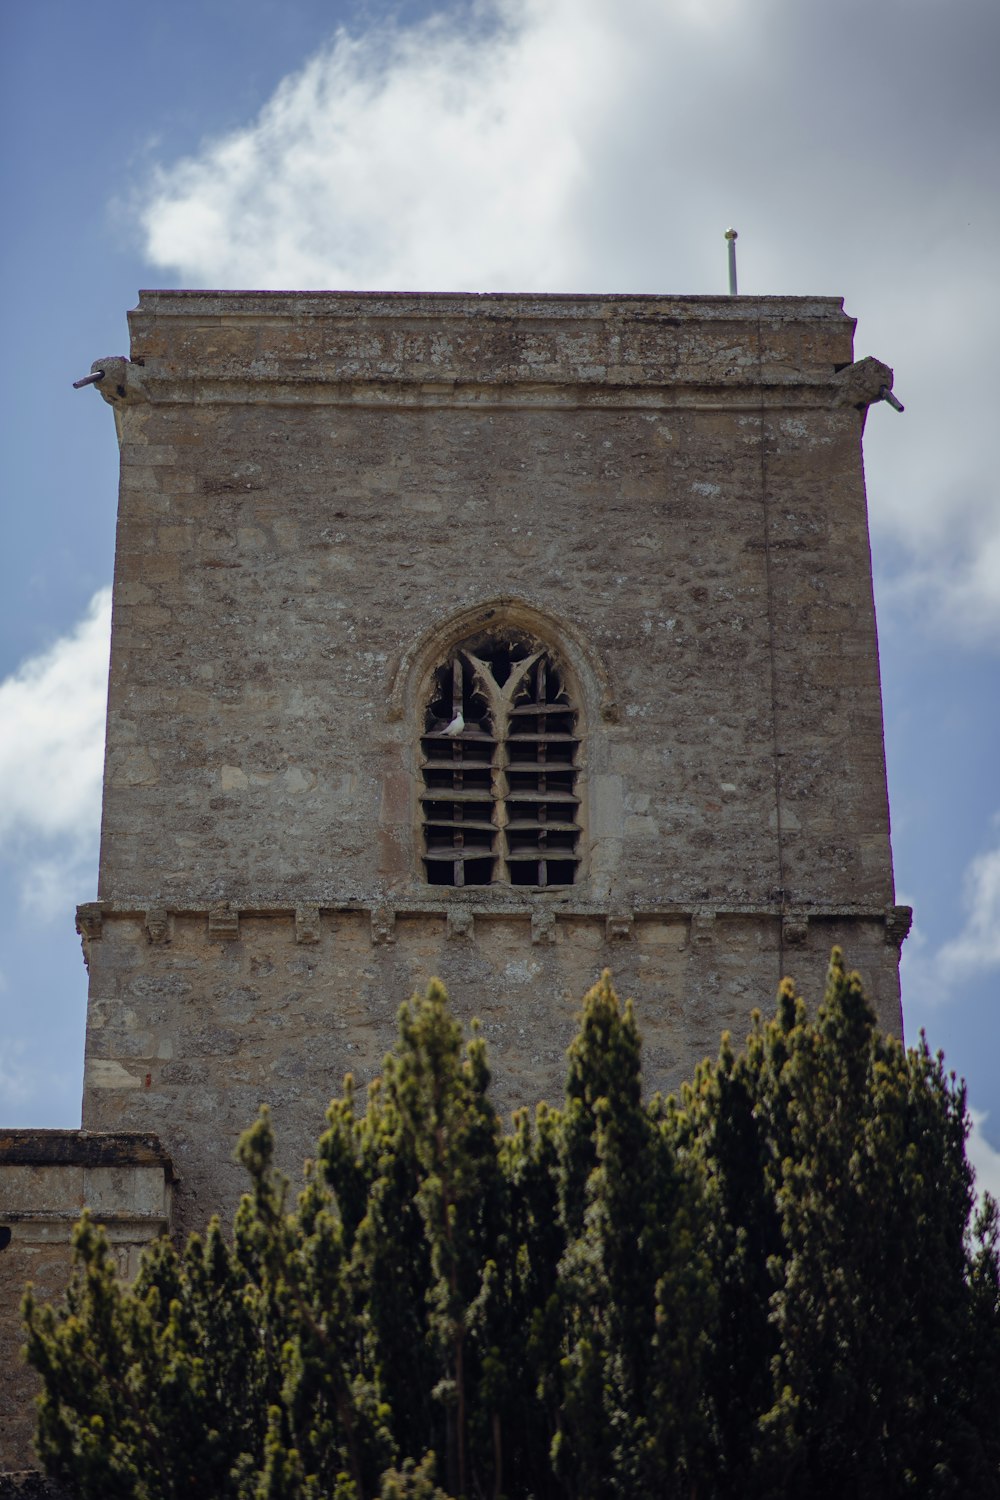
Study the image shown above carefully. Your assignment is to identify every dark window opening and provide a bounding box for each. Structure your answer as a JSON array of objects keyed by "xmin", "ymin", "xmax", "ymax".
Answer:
[{"xmin": 420, "ymin": 633, "xmax": 581, "ymax": 889}]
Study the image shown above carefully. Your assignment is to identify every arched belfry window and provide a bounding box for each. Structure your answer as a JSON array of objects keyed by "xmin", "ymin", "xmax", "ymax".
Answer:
[{"xmin": 420, "ymin": 632, "xmax": 581, "ymax": 889}]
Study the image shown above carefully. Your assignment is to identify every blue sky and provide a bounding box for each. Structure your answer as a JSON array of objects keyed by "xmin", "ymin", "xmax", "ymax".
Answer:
[{"xmin": 2, "ymin": 0, "xmax": 999, "ymax": 1188}]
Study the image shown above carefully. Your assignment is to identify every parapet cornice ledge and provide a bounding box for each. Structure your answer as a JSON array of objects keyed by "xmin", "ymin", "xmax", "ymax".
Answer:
[
  {"xmin": 130, "ymin": 289, "xmax": 851, "ymax": 320},
  {"xmin": 76, "ymin": 900, "xmax": 911, "ymax": 955},
  {"xmin": 77, "ymin": 898, "xmax": 910, "ymax": 923},
  {"xmin": 101, "ymin": 376, "xmax": 877, "ymax": 412}
]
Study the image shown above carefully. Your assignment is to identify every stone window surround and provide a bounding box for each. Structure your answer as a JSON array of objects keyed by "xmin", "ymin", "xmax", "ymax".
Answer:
[
  {"xmin": 384, "ymin": 597, "xmax": 619, "ymax": 899},
  {"xmin": 420, "ymin": 631, "xmax": 582, "ymax": 890}
]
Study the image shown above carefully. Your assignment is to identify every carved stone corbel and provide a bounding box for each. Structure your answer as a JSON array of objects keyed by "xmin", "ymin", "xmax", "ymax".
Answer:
[
  {"xmin": 295, "ymin": 905, "xmax": 321, "ymax": 945},
  {"xmin": 75, "ymin": 902, "xmax": 105, "ymax": 975},
  {"xmin": 446, "ymin": 907, "xmax": 474, "ymax": 941},
  {"xmin": 782, "ymin": 914, "xmax": 809, "ymax": 947},
  {"xmin": 531, "ymin": 910, "xmax": 557, "ymax": 945},
  {"xmin": 690, "ymin": 910, "xmax": 716, "ymax": 946},
  {"xmin": 144, "ymin": 907, "xmax": 171, "ymax": 945},
  {"xmin": 75, "ymin": 902, "xmax": 105, "ymax": 941},
  {"xmin": 884, "ymin": 904, "xmax": 913, "ymax": 951},
  {"xmin": 371, "ymin": 906, "xmax": 396, "ymax": 946},
  {"xmin": 208, "ymin": 904, "xmax": 240, "ymax": 941}
]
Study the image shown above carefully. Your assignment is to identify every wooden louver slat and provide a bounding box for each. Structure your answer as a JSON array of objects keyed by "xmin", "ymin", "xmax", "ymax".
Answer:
[{"xmin": 421, "ymin": 636, "xmax": 581, "ymax": 889}]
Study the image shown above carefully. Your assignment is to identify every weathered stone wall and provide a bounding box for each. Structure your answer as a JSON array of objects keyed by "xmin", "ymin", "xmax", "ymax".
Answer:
[
  {"xmin": 0, "ymin": 1132, "xmax": 173, "ymax": 1470},
  {"xmin": 94, "ymin": 293, "xmax": 892, "ymax": 911},
  {"xmin": 80, "ymin": 906, "xmax": 904, "ymax": 1235},
  {"xmin": 78, "ymin": 290, "xmax": 905, "ymax": 1237},
  {"xmin": 0, "ymin": 292, "xmax": 908, "ymax": 1468},
  {"xmin": 64, "ymin": 289, "xmax": 907, "ymax": 1241}
]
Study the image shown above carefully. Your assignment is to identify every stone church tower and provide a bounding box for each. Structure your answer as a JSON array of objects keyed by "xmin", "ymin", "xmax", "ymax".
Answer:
[{"xmin": 0, "ymin": 290, "xmax": 909, "ymax": 1467}]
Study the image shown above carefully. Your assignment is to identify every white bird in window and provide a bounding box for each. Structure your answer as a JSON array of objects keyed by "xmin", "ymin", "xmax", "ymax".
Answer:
[{"xmin": 441, "ymin": 710, "xmax": 465, "ymax": 736}]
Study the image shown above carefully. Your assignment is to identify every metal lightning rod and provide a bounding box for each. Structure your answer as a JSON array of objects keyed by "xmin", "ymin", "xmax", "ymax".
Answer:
[{"xmin": 725, "ymin": 228, "xmax": 738, "ymax": 295}]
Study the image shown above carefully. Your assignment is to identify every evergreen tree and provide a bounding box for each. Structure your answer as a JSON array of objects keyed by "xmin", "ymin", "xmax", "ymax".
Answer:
[
  {"xmin": 685, "ymin": 951, "xmax": 1000, "ymax": 1498},
  {"xmin": 553, "ymin": 973, "xmax": 714, "ymax": 1498},
  {"xmin": 755, "ymin": 955, "xmax": 998, "ymax": 1496},
  {"xmin": 23, "ymin": 1214, "xmax": 270, "ymax": 1497},
  {"xmin": 22, "ymin": 957, "xmax": 1000, "ymax": 1500}
]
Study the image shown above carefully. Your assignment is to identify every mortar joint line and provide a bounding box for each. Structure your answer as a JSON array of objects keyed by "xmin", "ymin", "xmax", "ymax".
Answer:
[{"xmin": 756, "ymin": 312, "xmax": 787, "ymax": 983}]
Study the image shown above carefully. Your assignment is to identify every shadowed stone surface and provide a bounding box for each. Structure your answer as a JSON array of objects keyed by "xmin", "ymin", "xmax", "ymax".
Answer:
[{"xmin": 0, "ymin": 291, "xmax": 907, "ymax": 1470}]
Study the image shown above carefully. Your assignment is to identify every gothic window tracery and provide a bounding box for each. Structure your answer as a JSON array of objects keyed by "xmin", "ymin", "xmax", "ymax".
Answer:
[{"xmin": 420, "ymin": 633, "xmax": 581, "ymax": 889}]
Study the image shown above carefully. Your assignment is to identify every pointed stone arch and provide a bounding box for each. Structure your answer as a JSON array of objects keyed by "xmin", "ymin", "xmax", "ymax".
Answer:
[
  {"xmin": 385, "ymin": 597, "xmax": 618, "ymax": 728},
  {"xmin": 386, "ymin": 599, "xmax": 616, "ymax": 891}
]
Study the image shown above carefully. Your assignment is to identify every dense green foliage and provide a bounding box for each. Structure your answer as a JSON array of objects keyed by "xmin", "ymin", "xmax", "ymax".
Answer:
[{"xmin": 24, "ymin": 953, "xmax": 1000, "ymax": 1498}]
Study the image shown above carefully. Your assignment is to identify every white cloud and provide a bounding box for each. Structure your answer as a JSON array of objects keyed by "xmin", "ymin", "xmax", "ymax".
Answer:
[
  {"xmin": 899, "ymin": 827, "xmax": 1000, "ymax": 1035},
  {"xmin": 0, "ymin": 589, "xmax": 111, "ymax": 917},
  {"xmin": 968, "ymin": 1110, "xmax": 1000, "ymax": 1207},
  {"xmin": 0, "ymin": 1038, "xmax": 32, "ymax": 1112},
  {"xmin": 938, "ymin": 839, "xmax": 1000, "ymax": 977},
  {"xmin": 140, "ymin": 2, "xmax": 603, "ymax": 293},
  {"xmin": 136, "ymin": 0, "xmax": 1000, "ymax": 649}
]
